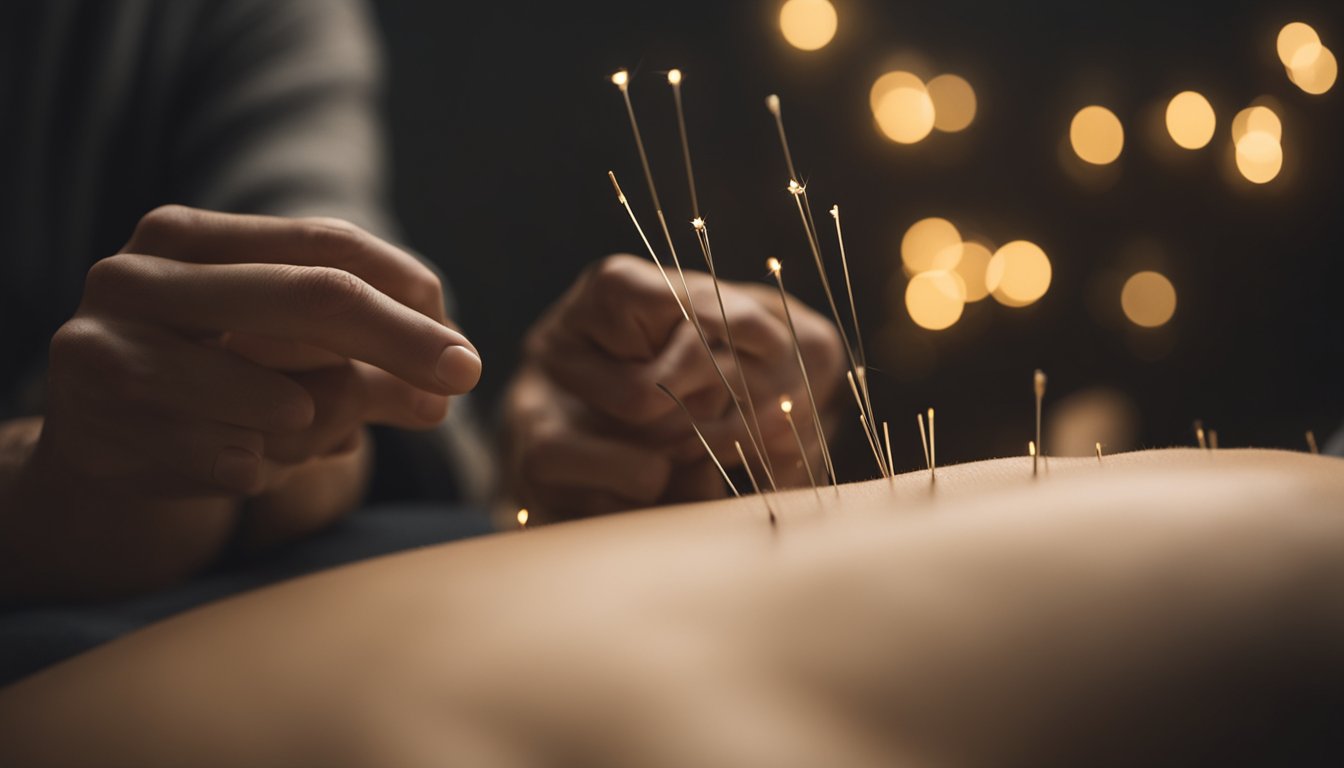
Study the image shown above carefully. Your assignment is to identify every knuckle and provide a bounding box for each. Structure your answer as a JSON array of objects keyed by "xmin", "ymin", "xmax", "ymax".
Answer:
[
  {"xmin": 303, "ymin": 216, "xmax": 363, "ymax": 235},
  {"xmin": 128, "ymin": 204, "xmax": 195, "ymax": 251},
  {"xmin": 300, "ymin": 217, "xmax": 367, "ymax": 255},
  {"xmin": 83, "ymin": 254, "xmax": 142, "ymax": 301},
  {"xmin": 588, "ymin": 253, "xmax": 642, "ymax": 296},
  {"xmin": 731, "ymin": 305, "xmax": 774, "ymax": 343},
  {"xmin": 54, "ymin": 321, "xmax": 146, "ymax": 404},
  {"xmin": 47, "ymin": 317, "xmax": 108, "ymax": 376},
  {"xmin": 289, "ymin": 265, "xmax": 371, "ymax": 318},
  {"xmin": 413, "ymin": 270, "xmax": 445, "ymax": 315},
  {"xmin": 806, "ymin": 321, "xmax": 846, "ymax": 376}
]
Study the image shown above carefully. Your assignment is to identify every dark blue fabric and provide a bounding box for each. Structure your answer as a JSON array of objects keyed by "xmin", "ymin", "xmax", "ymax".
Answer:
[{"xmin": 0, "ymin": 504, "xmax": 494, "ymax": 688}]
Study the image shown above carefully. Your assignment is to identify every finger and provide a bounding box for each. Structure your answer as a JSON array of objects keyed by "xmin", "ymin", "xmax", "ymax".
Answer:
[
  {"xmin": 356, "ymin": 362, "xmax": 450, "ymax": 428},
  {"xmin": 123, "ymin": 205, "xmax": 446, "ymax": 321},
  {"xmin": 136, "ymin": 411, "xmax": 267, "ymax": 496},
  {"xmin": 48, "ymin": 317, "xmax": 315, "ymax": 433},
  {"xmin": 537, "ymin": 320, "xmax": 732, "ymax": 428},
  {"xmin": 263, "ymin": 363, "xmax": 446, "ymax": 464},
  {"xmin": 692, "ymin": 285, "xmax": 796, "ymax": 363},
  {"xmin": 555, "ymin": 254, "xmax": 693, "ymax": 359},
  {"xmin": 742, "ymin": 282, "xmax": 846, "ymax": 397},
  {"xmin": 263, "ymin": 365, "xmax": 368, "ymax": 464},
  {"xmin": 84, "ymin": 254, "xmax": 481, "ymax": 395},
  {"xmin": 221, "ymin": 333, "xmax": 348, "ymax": 371}
]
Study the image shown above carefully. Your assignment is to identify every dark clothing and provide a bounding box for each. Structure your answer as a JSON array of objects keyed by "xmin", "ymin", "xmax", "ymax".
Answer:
[
  {"xmin": 0, "ymin": 503, "xmax": 493, "ymax": 687},
  {"xmin": 0, "ymin": 0, "xmax": 397, "ymax": 419},
  {"xmin": 0, "ymin": 1, "xmax": 489, "ymax": 685}
]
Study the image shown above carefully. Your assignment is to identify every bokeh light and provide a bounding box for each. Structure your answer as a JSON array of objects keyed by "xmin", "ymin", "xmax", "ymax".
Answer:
[
  {"xmin": 926, "ymin": 74, "xmax": 977, "ymax": 132},
  {"xmin": 875, "ymin": 84, "xmax": 936, "ymax": 144},
  {"xmin": 1165, "ymin": 91, "xmax": 1216, "ymax": 150},
  {"xmin": 986, "ymin": 240, "xmax": 1052, "ymax": 306},
  {"xmin": 1288, "ymin": 45, "xmax": 1338, "ymax": 94},
  {"xmin": 905, "ymin": 271, "xmax": 967, "ymax": 330},
  {"xmin": 1070, "ymin": 106, "xmax": 1125, "ymax": 165},
  {"xmin": 1230, "ymin": 105, "xmax": 1282, "ymax": 142},
  {"xmin": 869, "ymin": 71, "xmax": 925, "ymax": 112},
  {"xmin": 901, "ymin": 218, "xmax": 962, "ymax": 274},
  {"xmin": 1277, "ymin": 22, "xmax": 1322, "ymax": 69},
  {"xmin": 1234, "ymin": 131, "xmax": 1283, "ymax": 184},
  {"xmin": 1120, "ymin": 271, "xmax": 1177, "ymax": 328},
  {"xmin": 954, "ymin": 241, "xmax": 993, "ymax": 302},
  {"xmin": 779, "ymin": 0, "xmax": 838, "ymax": 51}
]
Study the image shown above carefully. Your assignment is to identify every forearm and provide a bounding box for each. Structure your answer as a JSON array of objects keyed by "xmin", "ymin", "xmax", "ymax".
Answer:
[{"xmin": 0, "ymin": 418, "xmax": 239, "ymax": 605}]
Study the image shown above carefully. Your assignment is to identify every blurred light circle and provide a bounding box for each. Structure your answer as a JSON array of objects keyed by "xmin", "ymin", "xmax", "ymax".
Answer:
[
  {"xmin": 1277, "ymin": 22, "xmax": 1322, "ymax": 69},
  {"xmin": 986, "ymin": 240, "xmax": 1052, "ymax": 306},
  {"xmin": 954, "ymin": 241, "xmax": 993, "ymax": 302},
  {"xmin": 1230, "ymin": 105, "xmax": 1282, "ymax": 142},
  {"xmin": 1069, "ymin": 106, "xmax": 1125, "ymax": 165},
  {"xmin": 1165, "ymin": 91, "xmax": 1216, "ymax": 149},
  {"xmin": 927, "ymin": 74, "xmax": 977, "ymax": 132},
  {"xmin": 869, "ymin": 71, "xmax": 926, "ymax": 113},
  {"xmin": 905, "ymin": 270, "xmax": 967, "ymax": 330},
  {"xmin": 901, "ymin": 218, "xmax": 962, "ymax": 274},
  {"xmin": 1120, "ymin": 271, "xmax": 1177, "ymax": 328},
  {"xmin": 779, "ymin": 0, "xmax": 838, "ymax": 51},
  {"xmin": 1234, "ymin": 131, "xmax": 1283, "ymax": 184},
  {"xmin": 875, "ymin": 87, "xmax": 936, "ymax": 144},
  {"xmin": 1288, "ymin": 45, "xmax": 1337, "ymax": 94}
]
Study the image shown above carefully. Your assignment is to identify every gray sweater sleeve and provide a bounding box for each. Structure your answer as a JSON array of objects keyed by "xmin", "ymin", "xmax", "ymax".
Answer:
[{"xmin": 169, "ymin": 0, "xmax": 397, "ymax": 239}]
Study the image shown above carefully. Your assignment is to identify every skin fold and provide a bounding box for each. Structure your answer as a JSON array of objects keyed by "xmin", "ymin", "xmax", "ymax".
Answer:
[{"xmin": 1, "ymin": 447, "xmax": 1340, "ymax": 767}]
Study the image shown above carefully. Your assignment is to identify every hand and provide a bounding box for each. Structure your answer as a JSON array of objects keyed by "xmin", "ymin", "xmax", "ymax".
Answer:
[
  {"xmin": 505, "ymin": 254, "xmax": 843, "ymax": 521},
  {"xmin": 4, "ymin": 206, "xmax": 481, "ymax": 599}
]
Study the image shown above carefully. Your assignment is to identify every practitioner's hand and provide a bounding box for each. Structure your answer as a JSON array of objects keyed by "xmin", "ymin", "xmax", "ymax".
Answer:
[
  {"xmin": 3, "ymin": 206, "xmax": 481, "ymax": 599},
  {"xmin": 504, "ymin": 254, "xmax": 843, "ymax": 521}
]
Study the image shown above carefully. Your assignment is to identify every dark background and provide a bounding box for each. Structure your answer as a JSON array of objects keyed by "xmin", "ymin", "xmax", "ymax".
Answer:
[{"xmin": 370, "ymin": 0, "xmax": 1343, "ymax": 476}]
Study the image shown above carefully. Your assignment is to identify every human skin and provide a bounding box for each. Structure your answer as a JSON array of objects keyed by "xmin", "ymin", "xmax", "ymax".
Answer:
[
  {"xmin": 1, "ymin": 448, "xmax": 1339, "ymax": 767},
  {"xmin": 505, "ymin": 254, "xmax": 845, "ymax": 521},
  {"xmin": 0, "ymin": 206, "xmax": 481, "ymax": 602}
]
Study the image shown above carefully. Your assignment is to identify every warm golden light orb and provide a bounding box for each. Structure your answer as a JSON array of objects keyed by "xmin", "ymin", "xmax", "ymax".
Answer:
[
  {"xmin": 779, "ymin": 0, "xmax": 838, "ymax": 51},
  {"xmin": 875, "ymin": 86, "xmax": 936, "ymax": 144},
  {"xmin": 610, "ymin": 70, "xmax": 629, "ymax": 88},
  {"xmin": 901, "ymin": 218, "xmax": 963, "ymax": 274},
  {"xmin": 1120, "ymin": 271, "xmax": 1177, "ymax": 328},
  {"xmin": 1277, "ymin": 22, "xmax": 1322, "ymax": 68},
  {"xmin": 1231, "ymin": 105, "xmax": 1282, "ymax": 143},
  {"xmin": 1289, "ymin": 45, "xmax": 1338, "ymax": 94},
  {"xmin": 1234, "ymin": 131, "xmax": 1283, "ymax": 184},
  {"xmin": 905, "ymin": 270, "xmax": 967, "ymax": 330},
  {"xmin": 927, "ymin": 74, "xmax": 977, "ymax": 132},
  {"xmin": 1069, "ymin": 106, "xmax": 1125, "ymax": 165},
  {"xmin": 869, "ymin": 71, "xmax": 926, "ymax": 113},
  {"xmin": 767, "ymin": 257, "xmax": 782, "ymax": 274},
  {"xmin": 1165, "ymin": 91, "xmax": 1216, "ymax": 149},
  {"xmin": 780, "ymin": 397, "xmax": 794, "ymax": 414},
  {"xmin": 666, "ymin": 68, "xmax": 682, "ymax": 85},
  {"xmin": 954, "ymin": 241, "xmax": 993, "ymax": 302},
  {"xmin": 986, "ymin": 240, "xmax": 1052, "ymax": 307},
  {"xmin": 516, "ymin": 509, "xmax": 529, "ymax": 527}
]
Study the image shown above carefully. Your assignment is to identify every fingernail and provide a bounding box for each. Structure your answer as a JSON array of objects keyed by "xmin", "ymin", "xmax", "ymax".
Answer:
[
  {"xmin": 213, "ymin": 447, "xmax": 261, "ymax": 492},
  {"xmin": 436, "ymin": 345, "xmax": 482, "ymax": 392}
]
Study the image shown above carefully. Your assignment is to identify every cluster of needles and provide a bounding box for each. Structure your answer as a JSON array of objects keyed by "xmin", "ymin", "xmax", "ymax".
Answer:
[{"xmin": 502, "ymin": 68, "xmax": 1334, "ymax": 532}]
